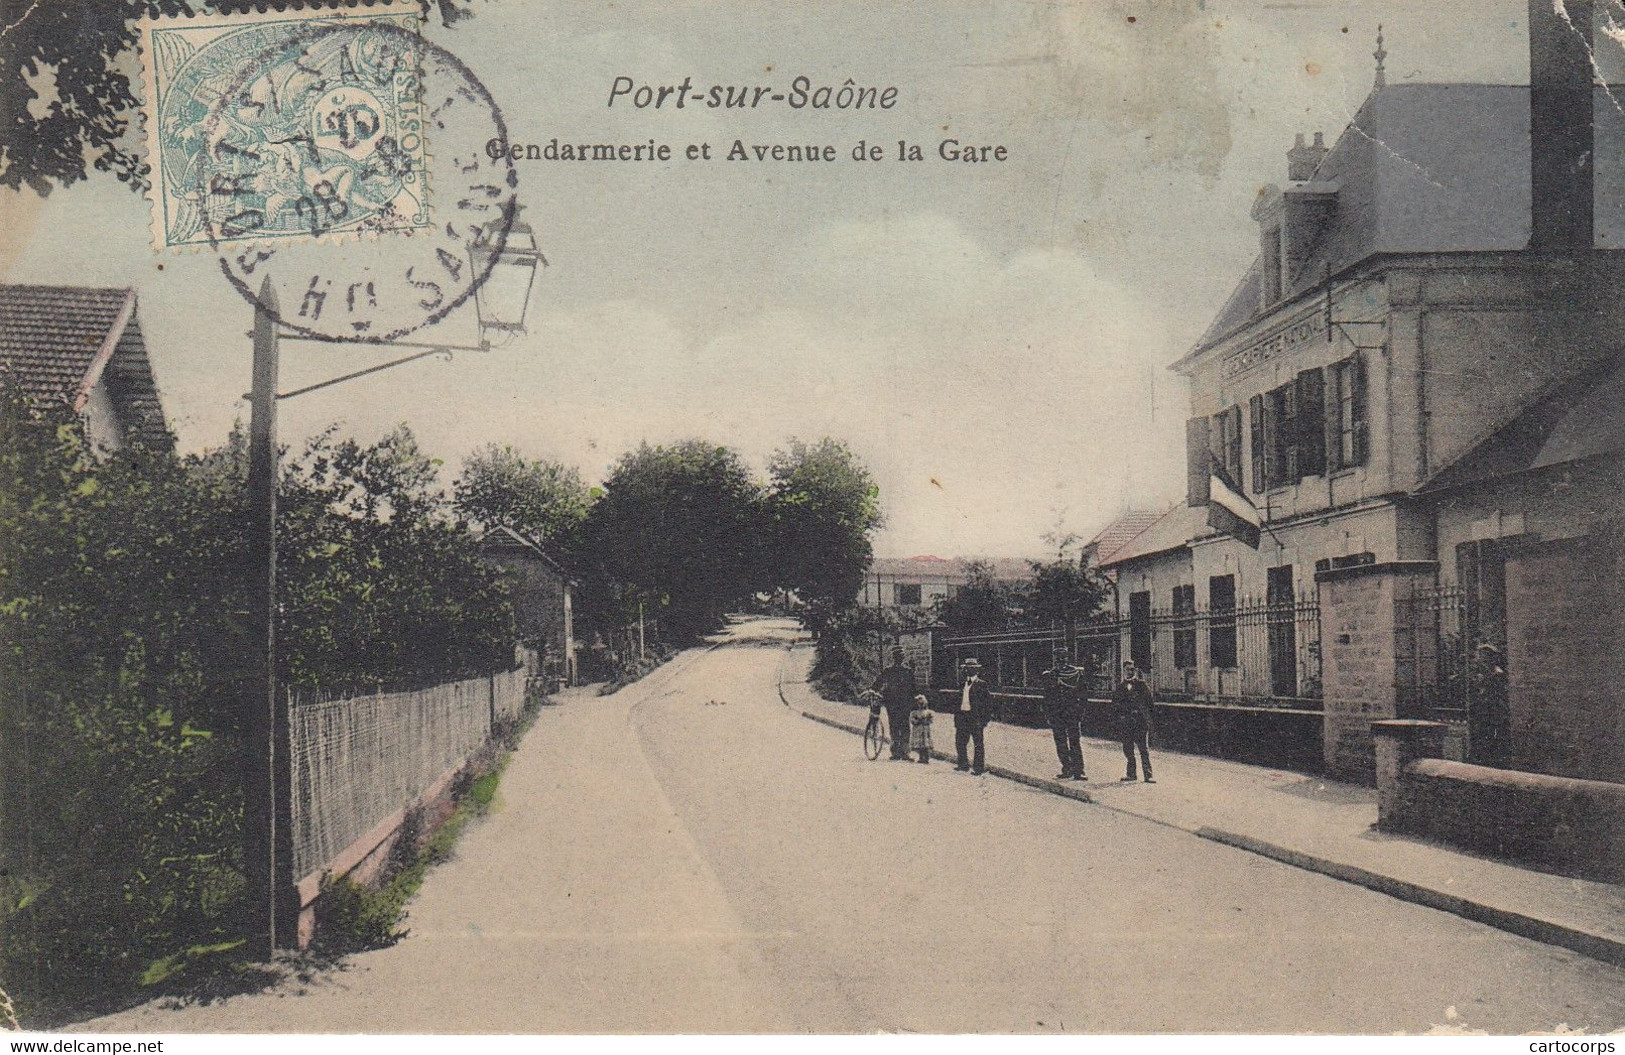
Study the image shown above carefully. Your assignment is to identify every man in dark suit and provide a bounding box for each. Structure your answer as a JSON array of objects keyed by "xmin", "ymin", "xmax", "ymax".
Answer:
[
  {"xmin": 870, "ymin": 646, "xmax": 917, "ymax": 761},
  {"xmin": 1112, "ymin": 660, "xmax": 1155, "ymax": 783},
  {"xmin": 954, "ymin": 658, "xmax": 994, "ymax": 774},
  {"xmin": 1043, "ymin": 648, "xmax": 1086, "ymax": 781}
]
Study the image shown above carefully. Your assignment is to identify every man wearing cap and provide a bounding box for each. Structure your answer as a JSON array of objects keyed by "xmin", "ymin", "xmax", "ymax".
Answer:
[
  {"xmin": 1043, "ymin": 648, "xmax": 1086, "ymax": 781},
  {"xmin": 954, "ymin": 658, "xmax": 994, "ymax": 774},
  {"xmin": 870, "ymin": 646, "xmax": 917, "ymax": 761},
  {"xmin": 1112, "ymin": 660, "xmax": 1155, "ymax": 783}
]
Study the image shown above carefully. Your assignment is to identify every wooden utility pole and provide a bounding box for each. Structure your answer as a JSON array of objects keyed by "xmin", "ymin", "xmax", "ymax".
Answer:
[{"xmin": 243, "ymin": 278, "xmax": 297, "ymax": 955}]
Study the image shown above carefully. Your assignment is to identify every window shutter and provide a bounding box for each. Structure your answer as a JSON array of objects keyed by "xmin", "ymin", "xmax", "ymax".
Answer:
[
  {"xmin": 1351, "ymin": 355, "xmax": 1369, "ymax": 466},
  {"xmin": 1297, "ymin": 367, "xmax": 1326, "ymax": 477},
  {"xmin": 1281, "ymin": 382, "xmax": 1300, "ymax": 482},
  {"xmin": 1227, "ymin": 405, "xmax": 1244, "ymax": 482},
  {"xmin": 1324, "ymin": 363, "xmax": 1343, "ymax": 472},
  {"xmin": 1186, "ymin": 416, "xmax": 1211, "ymax": 507},
  {"xmin": 1249, "ymin": 394, "xmax": 1266, "ymax": 493}
]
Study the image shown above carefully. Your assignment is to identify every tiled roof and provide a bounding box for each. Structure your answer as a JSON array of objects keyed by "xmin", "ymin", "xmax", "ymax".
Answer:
[
  {"xmin": 1184, "ymin": 83, "xmax": 1625, "ymax": 363},
  {"xmin": 0, "ymin": 285, "xmax": 171, "ymax": 448},
  {"xmin": 1097, "ymin": 504, "xmax": 1211, "ymax": 569},
  {"xmin": 1083, "ymin": 509, "xmax": 1166, "ymax": 565}
]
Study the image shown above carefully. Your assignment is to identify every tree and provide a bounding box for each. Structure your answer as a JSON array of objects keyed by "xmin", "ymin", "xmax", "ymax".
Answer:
[
  {"xmin": 453, "ymin": 444, "xmax": 593, "ymax": 546},
  {"xmin": 935, "ymin": 559, "xmax": 1015, "ymax": 633},
  {"xmin": 1025, "ymin": 556, "xmax": 1109, "ymax": 635},
  {"xmin": 0, "ymin": 0, "xmax": 479, "ymax": 195},
  {"xmin": 0, "ymin": 404, "xmax": 515, "ymax": 1020},
  {"xmin": 765, "ymin": 437, "xmax": 882, "ymax": 620},
  {"xmin": 278, "ymin": 424, "xmax": 514, "ymax": 691},
  {"xmin": 579, "ymin": 440, "xmax": 766, "ymax": 642}
]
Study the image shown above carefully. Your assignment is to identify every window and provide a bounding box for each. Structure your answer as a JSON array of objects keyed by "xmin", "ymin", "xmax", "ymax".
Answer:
[
  {"xmin": 1252, "ymin": 369, "xmax": 1329, "ymax": 489},
  {"xmin": 1328, "ymin": 356, "xmax": 1368, "ymax": 470},
  {"xmin": 1129, "ymin": 590, "xmax": 1152, "ymax": 672},
  {"xmin": 1209, "ymin": 405, "xmax": 1243, "ymax": 487},
  {"xmin": 1266, "ymin": 565, "xmax": 1297, "ymax": 697},
  {"xmin": 1209, "ymin": 574, "xmax": 1237, "ymax": 668},
  {"xmin": 1172, "ymin": 584, "xmax": 1197, "ymax": 670},
  {"xmin": 894, "ymin": 583, "xmax": 922, "ymax": 606}
]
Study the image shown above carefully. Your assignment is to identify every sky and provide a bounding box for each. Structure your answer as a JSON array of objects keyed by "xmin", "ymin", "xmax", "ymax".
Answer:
[{"xmin": 0, "ymin": 0, "xmax": 1564, "ymax": 558}]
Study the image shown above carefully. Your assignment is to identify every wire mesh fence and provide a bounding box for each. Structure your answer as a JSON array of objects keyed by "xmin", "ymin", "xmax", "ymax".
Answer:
[{"xmin": 288, "ymin": 665, "xmax": 529, "ymax": 882}]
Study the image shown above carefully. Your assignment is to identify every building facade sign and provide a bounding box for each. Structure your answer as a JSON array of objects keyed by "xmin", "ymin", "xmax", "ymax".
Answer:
[{"xmin": 1221, "ymin": 310, "xmax": 1326, "ymax": 381}]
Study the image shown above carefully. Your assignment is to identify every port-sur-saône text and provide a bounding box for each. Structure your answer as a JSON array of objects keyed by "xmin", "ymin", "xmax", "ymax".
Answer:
[{"xmin": 608, "ymin": 76, "xmax": 899, "ymax": 110}]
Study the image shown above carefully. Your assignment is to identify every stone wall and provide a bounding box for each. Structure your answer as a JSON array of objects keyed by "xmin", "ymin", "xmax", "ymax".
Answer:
[
  {"xmin": 1504, "ymin": 533, "xmax": 1625, "ymax": 784},
  {"xmin": 1317, "ymin": 561, "xmax": 1439, "ymax": 781},
  {"xmin": 1374, "ymin": 721, "xmax": 1625, "ymax": 883}
]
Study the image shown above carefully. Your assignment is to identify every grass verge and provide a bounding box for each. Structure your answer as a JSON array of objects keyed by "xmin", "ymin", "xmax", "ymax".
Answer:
[{"xmin": 312, "ymin": 687, "xmax": 545, "ymax": 955}]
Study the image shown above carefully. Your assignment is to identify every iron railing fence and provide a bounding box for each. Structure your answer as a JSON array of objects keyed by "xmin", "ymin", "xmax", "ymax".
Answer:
[
  {"xmin": 1396, "ymin": 582, "xmax": 1498, "ymax": 762},
  {"xmin": 935, "ymin": 592, "xmax": 1323, "ymax": 710}
]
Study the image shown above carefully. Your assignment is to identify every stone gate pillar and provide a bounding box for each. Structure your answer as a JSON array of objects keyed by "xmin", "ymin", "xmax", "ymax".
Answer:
[{"xmin": 1315, "ymin": 561, "xmax": 1440, "ymax": 782}]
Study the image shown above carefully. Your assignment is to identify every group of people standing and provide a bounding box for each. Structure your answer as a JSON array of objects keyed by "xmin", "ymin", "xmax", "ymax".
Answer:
[{"xmin": 868, "ymin": 646, "xmax": 1158, "ymax": 783}]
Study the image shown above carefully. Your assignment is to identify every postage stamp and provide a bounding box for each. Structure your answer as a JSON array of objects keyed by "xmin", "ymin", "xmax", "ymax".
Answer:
[
  {"xmin": 140, "ymin": 2, "xmax": 430, "ymax": 251},
  {"xmin": 139, "ymin": 3, "xmax": 522, "ymax": 343}
]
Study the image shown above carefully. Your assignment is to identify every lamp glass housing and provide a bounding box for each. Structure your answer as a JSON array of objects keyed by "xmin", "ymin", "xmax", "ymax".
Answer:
[{"xmin": 471, "ymin": 219, "xmax": 542, "ymax": 335}]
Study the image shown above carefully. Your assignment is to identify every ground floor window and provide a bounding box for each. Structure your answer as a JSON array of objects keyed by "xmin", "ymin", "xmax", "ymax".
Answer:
[{"xmin": 1209, "ymin": 574, "xmax": 1237, "ymax": 668}]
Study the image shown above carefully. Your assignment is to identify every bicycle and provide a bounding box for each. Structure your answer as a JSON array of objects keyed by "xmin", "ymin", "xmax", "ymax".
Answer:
[{"xmin": 858, "ymin": 689, "xmax": 887, "ymax": 760}]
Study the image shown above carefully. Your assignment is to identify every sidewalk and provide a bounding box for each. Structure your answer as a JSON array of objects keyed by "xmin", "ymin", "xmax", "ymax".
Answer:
[{"xmin": 777, "ymin": 642, "xmax": 1625, "ymax": 969}]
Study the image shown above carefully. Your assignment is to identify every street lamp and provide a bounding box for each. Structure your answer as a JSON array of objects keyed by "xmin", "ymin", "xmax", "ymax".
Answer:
[
  {"xmin": 471, "ymin": 205, "xmax": 545, "ymax": 341},
  {"xmin": 242, "ymin": 212, "xmax": 542, "ymax": 956}
]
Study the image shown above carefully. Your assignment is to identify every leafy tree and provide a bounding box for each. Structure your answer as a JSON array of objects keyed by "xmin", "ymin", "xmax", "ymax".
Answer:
[
  {"xmin": 934, "ymin": 559, "xmax": 1016, "ymax": 633},
  {"xmin": 277, "ymin": 425, "xmax": 513, "ymax": 692},
  {"xmin": 453, "ymin": 443, "xmax": 593, "ymax": 546},
  {"xmin": 0, "ymin": 404, "xmax": 515, "ymax": 1021},
  {"xmin": 1025, "ymin": 556, "xmax": 1109, "ymax": 635},
  {"xmin": 765, "ymin": 437, "xmax": 882, "ymax": 622},
  {"xmin": 0, "ymin": 0, "xmax": 479, "ymax": 195},
  {"xmin": 579, "ymin": 440, "xmax": 766, "ymax": 642}
]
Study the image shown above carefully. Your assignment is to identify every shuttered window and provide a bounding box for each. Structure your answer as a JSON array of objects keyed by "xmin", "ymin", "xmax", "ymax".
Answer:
[
  {"xmin": 1249, "ymin": 394, "xmax": 1266, "ymax": 494},
  {"xmin": 1329, "ymin": 356, "xmax": 1369, "ymax": 470}
]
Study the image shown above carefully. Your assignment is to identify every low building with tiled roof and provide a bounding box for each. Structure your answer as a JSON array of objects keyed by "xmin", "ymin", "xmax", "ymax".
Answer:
[
  {"xmin": 0, "ymin": 285, "xmax": 171, "ymax": 452},
  {"xmin": 1079, "ymin": 509, "xmax": 1167, "ymax": 568}
]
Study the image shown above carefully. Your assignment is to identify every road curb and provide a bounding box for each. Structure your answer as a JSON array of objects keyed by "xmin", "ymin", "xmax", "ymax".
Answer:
[
  {"xmin": 1195, "ymin": 827, "xmax": 1625, "ymax": 969},
  {"xmin": 798, "ymin": 709, "xmax": 1094, "ymax": 803},
  {"xmin": 780, "ymin": 641, "xmax": 1625, "ymax": 972}
]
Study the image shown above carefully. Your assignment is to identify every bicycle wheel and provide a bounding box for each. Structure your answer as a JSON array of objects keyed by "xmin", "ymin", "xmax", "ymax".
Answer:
[{"xmin": 863, "ymin": 714, "xmax": 885, "ymax": 760}]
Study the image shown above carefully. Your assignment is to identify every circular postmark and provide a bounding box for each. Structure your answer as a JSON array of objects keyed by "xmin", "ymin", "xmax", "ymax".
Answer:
[{"xmin": 193, "ymin": 16, "xmax": 520, "ymax": 343}]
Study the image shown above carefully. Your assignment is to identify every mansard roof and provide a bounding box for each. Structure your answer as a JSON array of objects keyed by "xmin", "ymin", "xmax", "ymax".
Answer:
[{"xmin": 1183, "ymin": 83, "xmax": 1625, "ymax": 366}]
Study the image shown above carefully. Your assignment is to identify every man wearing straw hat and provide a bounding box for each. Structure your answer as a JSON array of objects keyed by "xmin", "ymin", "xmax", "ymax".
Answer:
[{"xmin": 954, "ymin": 658, "xmax": 994, "ymax": 775}]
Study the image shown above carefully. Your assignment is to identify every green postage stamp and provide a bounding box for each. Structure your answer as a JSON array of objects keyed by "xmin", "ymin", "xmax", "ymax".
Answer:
[{"xmin": 140, "ymin": 2, "xmax": 430, "ymax": 250}]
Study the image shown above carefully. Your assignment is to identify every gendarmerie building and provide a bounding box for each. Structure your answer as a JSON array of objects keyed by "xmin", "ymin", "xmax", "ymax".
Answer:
[{"xmin": 1101, "ymin": 3, "xmax": 1625, "ymax": 782}]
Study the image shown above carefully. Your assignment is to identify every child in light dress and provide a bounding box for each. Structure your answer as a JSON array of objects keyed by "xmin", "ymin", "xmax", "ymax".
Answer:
[{"xmin": 908, "ymin": 693, "xmax": 934, "ymax": 764}]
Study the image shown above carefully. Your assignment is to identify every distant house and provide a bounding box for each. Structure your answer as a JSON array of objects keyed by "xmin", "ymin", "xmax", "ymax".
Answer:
[
  {"xmin": 0, "ymin": 285, "xmax": 171, "ymax": 452},
  {"xmin": 857, "ymin": 555, "xmax": 1032, "ymax": 613},
  {"xmin": 475, "ymin": 526, "xmax": 577, "ymax": 686}
]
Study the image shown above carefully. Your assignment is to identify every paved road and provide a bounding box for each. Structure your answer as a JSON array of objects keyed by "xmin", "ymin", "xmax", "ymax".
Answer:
[{"xmin": 87, "ymin": 617, "xmax": 1625, "ymax": 1034}]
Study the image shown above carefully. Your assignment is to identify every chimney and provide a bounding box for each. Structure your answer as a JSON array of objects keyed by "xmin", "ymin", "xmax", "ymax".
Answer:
[
  {"xmin": 1529, "ymin": 0, "xmax": 1595, "ymax": 250},
  {"xmin": 1288, "ymin": 131, "xmax": 1328, "ymax": 181}
]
